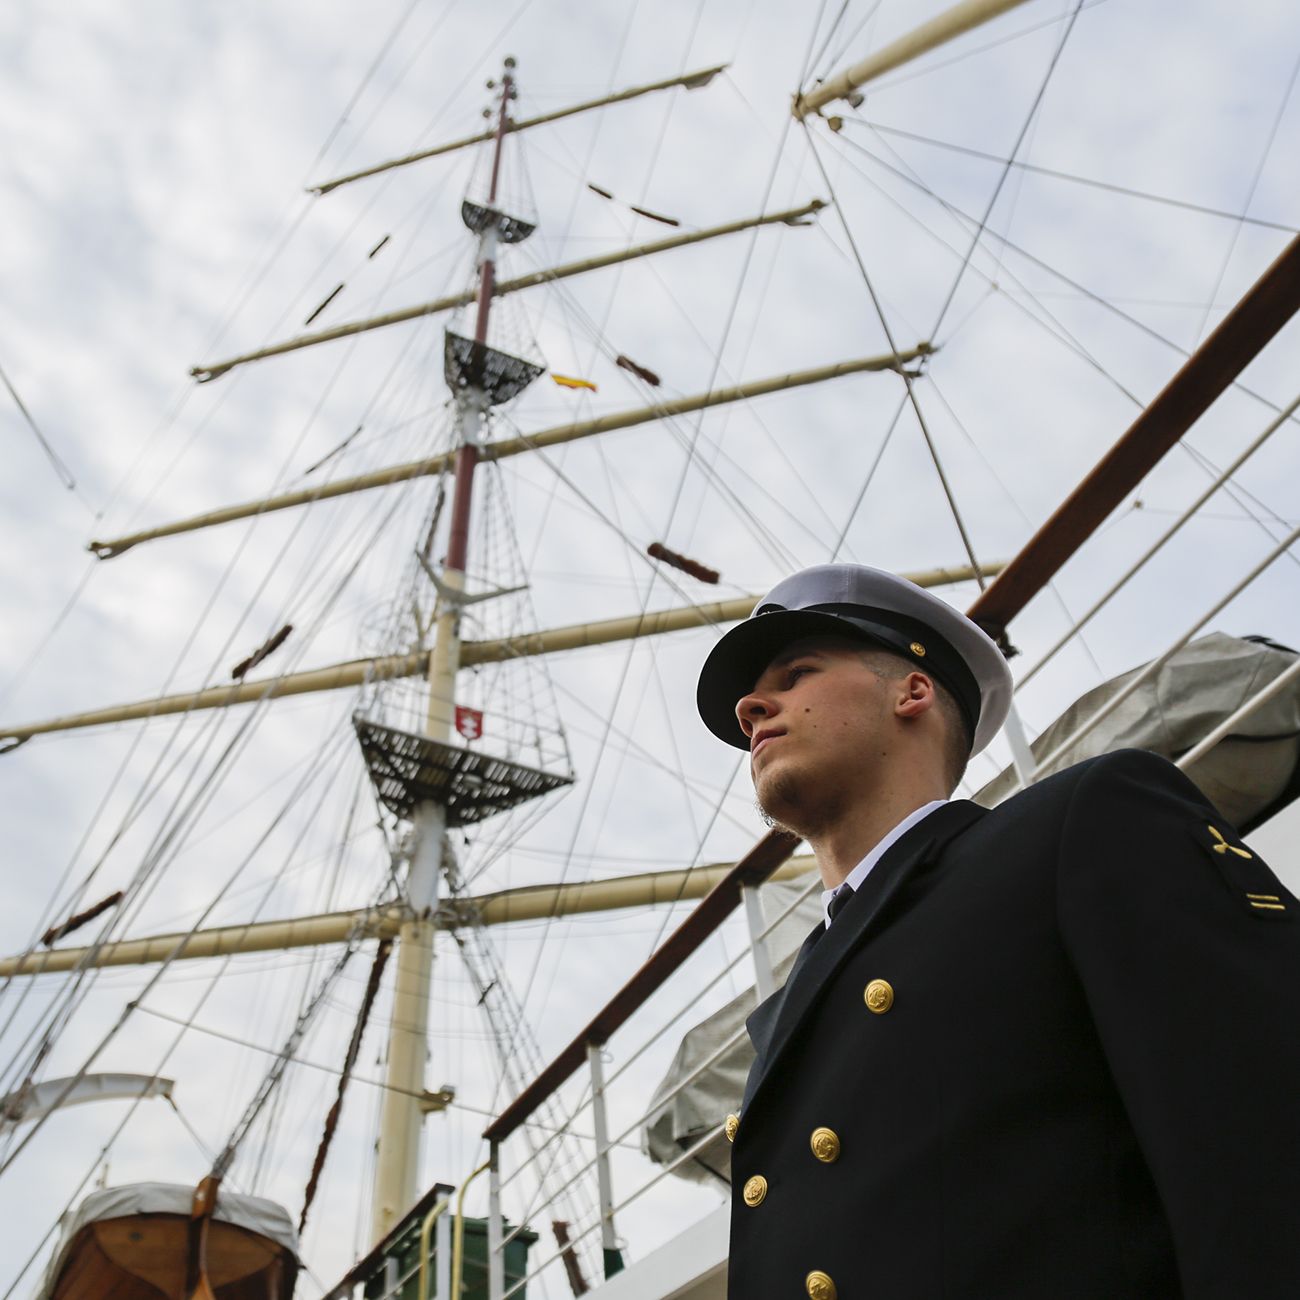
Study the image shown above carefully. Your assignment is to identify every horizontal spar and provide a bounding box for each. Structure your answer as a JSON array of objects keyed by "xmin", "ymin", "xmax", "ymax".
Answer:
[
  {"xmin": 311, "ymin": 64, "xmax": 728, "ymax": 195},
  {"xmin": 189, "ymin": 199, "xmax": 824, "ymax": 382},
  {"xmin": 794, "ymin": 0, "xmax": 1033, "ymax": 119},
  {"xmin": 461, "ymin": 561, "xmax": 998, "ymax": 664},
  {"xmin": 0, "ymin": 856, "xmax": 818, "ymax": 976},
  {"xmin": 92, "ymin": 347, "xmax": 929, "ymax": 557},
  {"xmin": 0, "ymin": 563, "xmax": 993, "ymax": 743}
]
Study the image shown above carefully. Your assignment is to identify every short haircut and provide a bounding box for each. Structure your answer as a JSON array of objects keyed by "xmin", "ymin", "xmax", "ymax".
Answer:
[{"xmin": 857, "ymin": 647, "xmax": 969, "ymax": 793}]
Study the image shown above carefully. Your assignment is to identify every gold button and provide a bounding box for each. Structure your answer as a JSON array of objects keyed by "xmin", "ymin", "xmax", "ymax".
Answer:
[
  {"xmin": 864, "ymin": 978, "xmax": 894, "ymax": 1014},
  {"xmin": 806, "ymin": 1270, "xmax": 837, "ymax": 1300},
  {"xmin": 909, "ymin": 641, "xmax": 926, "ymax": 657},
  {"xmin": 724, "ymin": 1113, "xmax": 739, "ymax": 1143},
  {"xmin": 742, "ymin": 1174, "xmax": 767, "ymax": 1207},
  {"xmin": 809, "ymin": 1126, "xmax": 840, "ymax": 1163}
]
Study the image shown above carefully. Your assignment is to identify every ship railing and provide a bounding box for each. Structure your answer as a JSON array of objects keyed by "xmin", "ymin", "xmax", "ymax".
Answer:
[{"xmin": 469, "ymin": 828, "xmax": 808, "ymax": 1299}]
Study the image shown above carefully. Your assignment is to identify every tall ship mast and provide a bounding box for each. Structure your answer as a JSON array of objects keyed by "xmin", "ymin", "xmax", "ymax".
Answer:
[{"xmin": 2, "ymin": 3, "xmax": 1300, "ymax": 1296}]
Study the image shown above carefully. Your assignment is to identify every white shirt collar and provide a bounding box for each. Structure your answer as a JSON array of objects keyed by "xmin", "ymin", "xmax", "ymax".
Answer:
[{"xmin": 821, "ymin": 799, "xmax": 948, "ymax": 928}]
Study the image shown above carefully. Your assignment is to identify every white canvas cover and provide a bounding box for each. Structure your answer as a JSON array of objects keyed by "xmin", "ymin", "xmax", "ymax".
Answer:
[
  {"xmin": 642, "ymin": 632, "xmax": 1300, "ymax": 1184},
  {"xmin": 38, "ymin": 1180, "xmax": 299, "ymax": 1297}
]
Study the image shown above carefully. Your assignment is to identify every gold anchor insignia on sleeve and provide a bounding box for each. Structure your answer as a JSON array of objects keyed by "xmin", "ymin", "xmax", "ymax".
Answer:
[{"xmin": 1208, "ymin": 825, "xmax": 1253, "ymax": 859}]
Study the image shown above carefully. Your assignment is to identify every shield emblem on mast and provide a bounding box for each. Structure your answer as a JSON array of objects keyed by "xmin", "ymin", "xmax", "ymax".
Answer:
[{"xmin": 455, "ymin": 706, "xmax": 484, "ymax": 742}]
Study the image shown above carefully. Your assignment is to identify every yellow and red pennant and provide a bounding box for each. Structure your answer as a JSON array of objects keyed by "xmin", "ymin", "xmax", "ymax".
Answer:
[{"xmin": 551, "ymin": 373, "xmax": 598, "ymax": 393}]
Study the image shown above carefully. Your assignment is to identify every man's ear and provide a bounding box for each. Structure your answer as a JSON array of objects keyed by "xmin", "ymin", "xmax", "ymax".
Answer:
[{"xmin": 894, "ymin": 672, "xmax": 936, "ymax": 720}]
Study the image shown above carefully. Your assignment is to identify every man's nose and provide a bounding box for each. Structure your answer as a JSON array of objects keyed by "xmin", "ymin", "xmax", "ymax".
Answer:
[{"xmin": 735, "ymin": 690, "xmax": 774, "ymax": 738}]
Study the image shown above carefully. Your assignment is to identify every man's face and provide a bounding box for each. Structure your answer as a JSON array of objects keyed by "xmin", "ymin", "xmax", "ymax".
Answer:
[{"xmin": 735, "ymin": 635, "xmax": 895, "ymax": 835}]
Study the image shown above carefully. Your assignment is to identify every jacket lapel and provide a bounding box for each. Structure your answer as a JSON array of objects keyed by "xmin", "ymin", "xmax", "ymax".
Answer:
[
  {"xmin": 745, "ymin": 921, "xmax": 824, "ymax": 1068},
  {"xmin": 743, "ymin": 800, "xmax": 987, "ymax": 1111}
]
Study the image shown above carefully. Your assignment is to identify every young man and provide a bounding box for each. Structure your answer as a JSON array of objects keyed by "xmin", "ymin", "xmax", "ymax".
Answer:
[{"xmin": 696, "ymin": 564, "xmax": 1300, "ymax": 1300}]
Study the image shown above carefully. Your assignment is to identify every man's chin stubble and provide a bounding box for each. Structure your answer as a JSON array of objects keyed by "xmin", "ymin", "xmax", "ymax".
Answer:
[{"xmin": 755, "ymin": 770, "xmax": 834, "ymax": 839}]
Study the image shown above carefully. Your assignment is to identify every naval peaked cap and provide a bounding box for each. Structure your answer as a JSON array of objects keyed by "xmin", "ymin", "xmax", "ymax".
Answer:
[{"xmin": 696, "ymin": 564, "xmax": 1012, "ymax": 755}]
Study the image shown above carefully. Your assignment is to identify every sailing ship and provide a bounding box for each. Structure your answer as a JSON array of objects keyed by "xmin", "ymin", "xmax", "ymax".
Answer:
[{"xmin": 2, "ymin": 1, "xmax": 1299, "ymax": 1296}]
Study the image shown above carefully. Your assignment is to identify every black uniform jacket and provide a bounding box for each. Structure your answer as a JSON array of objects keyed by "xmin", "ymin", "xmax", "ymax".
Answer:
[{"xmin": 727, "ymin": 749, "xmax": 1300, "ymax": 1299}]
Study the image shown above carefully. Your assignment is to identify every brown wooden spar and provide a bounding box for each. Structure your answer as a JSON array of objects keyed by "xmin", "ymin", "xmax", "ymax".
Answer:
[{"xmin": 967, "ymin": 230, "xmax": 1300, "ymax": 642}]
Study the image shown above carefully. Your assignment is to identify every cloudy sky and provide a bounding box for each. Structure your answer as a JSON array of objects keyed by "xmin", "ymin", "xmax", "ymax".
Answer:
[{"xmin": 1, "ymin": 0, "xmax": 1298, "ymax": 1293}]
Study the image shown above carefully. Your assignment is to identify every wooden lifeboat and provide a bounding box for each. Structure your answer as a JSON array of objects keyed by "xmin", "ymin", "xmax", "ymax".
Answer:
[{"xmin": 39, "ymin": 1182, "xmax": 298, "ymax": 1300}]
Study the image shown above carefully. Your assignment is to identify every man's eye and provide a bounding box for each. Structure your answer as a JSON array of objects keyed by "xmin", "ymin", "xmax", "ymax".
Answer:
[{"xmin": 787, "ymin": 666, "xmax": 812, "ymax": 685}]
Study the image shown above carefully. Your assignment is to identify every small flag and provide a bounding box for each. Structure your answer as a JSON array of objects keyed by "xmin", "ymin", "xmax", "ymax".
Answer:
[
  {"xmin": 455, "ymin": 706, "xmax": 484, "ymax": 741},
  {"xmin": 552, "ymin": 373, "xmax": 597, "ymax": 393}
]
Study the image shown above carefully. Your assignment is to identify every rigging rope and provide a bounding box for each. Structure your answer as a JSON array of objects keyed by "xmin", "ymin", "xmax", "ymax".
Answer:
[
  {"xmin": 298, "ymin": 936, "xmax": 394, "ymax": 1233},
  {"xmin": 844, "ymin": 119, "xmax": 1299, "ymax": 235},
  {"xmin": 802, "ymin": 127, "xmax": 989, "ymax": 590}
]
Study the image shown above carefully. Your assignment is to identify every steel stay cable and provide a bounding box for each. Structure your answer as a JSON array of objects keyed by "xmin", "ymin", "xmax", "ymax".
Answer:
[
  {"xmin": 924, "ymin": 0, "xmax": 1088, "ymax": 342},
  {"xmin": 804, "ymin": 0, "xmax": 860, "ymax": 89},
  {"xmin": 0, "ymin": 452, "xmax": 417, "ymax": 1089},
  {"xmin": 0, "ymin": 482, "xmax": 411, "ymax": 1123},
  {"xmin": 0, "ymin": 716, "xmax": 356, "ymax": 1178},
  {"xmin": 823, "ymin": 125, "xmax": 1300, "ymax": 581},
  {"xmin": 862, "ymin": 0, "xmax": 1114, "ymax": 99},
  {"xmin": 0, "ymin": 357, "xmax": 84, "ymax": 502},
  {"xmin": 1189, "ymin": 46, "xmax": 1300, "ymax": 347},
  {"xmin": 1015, "ymin": 391, "xmax": 1300, "ymax": 692},
  {"xmin": 586, "ymin": 17, "xmax": 832, "ymax": 974},
  {"xmin": 114, "ymin": 133, "xmax": 467, "ymax": 541},
  {"xmin": 453, "ymin": 933, "xmax": 604, "ymax": 1256},
  {"xmin": 598, "ymin": 872, "xmax": 821, "ymax": 1096},
  {"xmin": 494, "ymin": 874, "xmax": 822, "ymax": 1220},
  {"xmin": 5, "ymin": 802, "xmax": 379, "ymax": 1293},
  {"xmin": 836, "ymin": 125, "xmax": 1300, "ymax": 429},
  {"xmin": 105, "ymin": 0, "xmax": 499, "ymax": 529},
  {"xmin": 842, "ymin": 118, "xmax": 1300, "ymax": 235},
  {"xmin": 11, "ymin": 743, "xmax": 370, "ymax": 1235},
  {"xmin": 799, "ymin": 0, "xmax": 1085, "ymax": 589},
  {"xmin": 1176, "ymin": 442, "xmax": 1300, "ymax": 566},
  {"xmin": 3, "ymin": 375, "xmax": 429, "ymax": 1035},
  {"xmin": 0, "ymin": 963, "xmax": 236, "ymax": 1300},
  {"xmin": 822, "ymin": 131, "xmax": 1148, "ymax": 408},
  {"xmin": 819, "ymin": 0, "xmax": 886, "ymax": 75},
  {"xmin": 801, "ymin": 126, "xmax": 987, "ymax": 589},
  {"xmin": 1023, "ymin": 517, "xmax": 1300, "ymax": 782},
  {"xmin": 825, "ymin": 127, "xmax": 1300, "ymax": 639},
  {"xmin": 525, "ymin": 273, "xmax": 809, "ymax": 569}
]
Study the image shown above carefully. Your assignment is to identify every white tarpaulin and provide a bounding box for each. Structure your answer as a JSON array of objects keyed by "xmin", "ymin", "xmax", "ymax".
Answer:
[{"xmin": 642, "ymin": 632, "xmax": 1300, "ymax": 1185}]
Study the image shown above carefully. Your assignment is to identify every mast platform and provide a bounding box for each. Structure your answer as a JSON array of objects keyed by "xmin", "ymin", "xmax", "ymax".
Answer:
[
  {"xmin": 444, "ymin": 333, "xmax": 545, "ymax": 406},
  {"xmin": 354, "ymin": 716, "xmax": 572, "ymax": 826},
  {"xmin": 461, "ymin": 199, "xmax": 535, "ymax": 244}
]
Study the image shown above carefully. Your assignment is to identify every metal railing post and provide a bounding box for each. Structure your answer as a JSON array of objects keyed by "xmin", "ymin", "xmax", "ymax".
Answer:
[
  {"xmin": 488, "ymin": 1141, "xmax": 505, "ymax": 1300},
  {"xmin": 436, "ymin": 1197, "xmax": 452, "ymax": 1299},
  {"xmin": 587, "ymin": 1040, "xmax": 624, "ymax": 1278},
  {"xmin": 417, "ymin": 1194, "xmax": 451, "ymax": 1300},
  {"xmin": 740, "ymin": 883, "xmax": 776, "ymax": 1001}
]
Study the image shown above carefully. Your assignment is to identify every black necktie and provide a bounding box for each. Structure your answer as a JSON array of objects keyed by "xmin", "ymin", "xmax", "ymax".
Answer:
[{"xmin": 827, "ymin": 884, "xmax": 855, "ymax": 924}]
